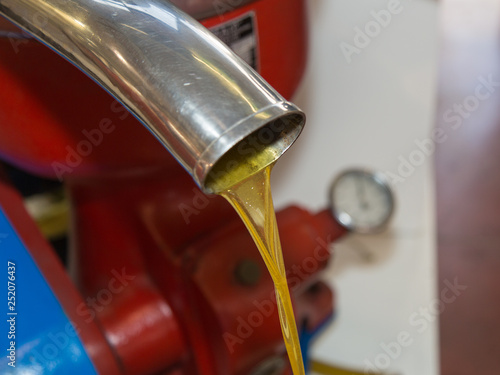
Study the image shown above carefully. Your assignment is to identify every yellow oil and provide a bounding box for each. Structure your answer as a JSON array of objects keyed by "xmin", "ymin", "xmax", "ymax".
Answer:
[
  {"xmin": 220, "ymin": 164, "xmax": 305, "ymax": 375},
  {"xmin": 205, "ymin": 134, "xmax": 280, "ymax": 194}
]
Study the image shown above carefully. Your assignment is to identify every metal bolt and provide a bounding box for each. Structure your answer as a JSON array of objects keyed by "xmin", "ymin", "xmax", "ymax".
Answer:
[{"xmin": 234, "ymin": 259, "xmax": 262, "ymax": 286}]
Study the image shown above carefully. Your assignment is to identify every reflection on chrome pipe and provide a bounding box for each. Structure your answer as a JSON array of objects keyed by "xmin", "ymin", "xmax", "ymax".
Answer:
[
  {"xmin": 169, "ymin": 0, "xmax": 257, "ymax": 20},
  {"xmin": 0, "ymin": 0, "xmax": 304, "ymax": 193}
]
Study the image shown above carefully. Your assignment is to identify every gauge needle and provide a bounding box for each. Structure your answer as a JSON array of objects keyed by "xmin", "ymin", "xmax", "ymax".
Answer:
[{"xmin": 355, "ymin": 179, "xmax": 369, "ymax": 210}]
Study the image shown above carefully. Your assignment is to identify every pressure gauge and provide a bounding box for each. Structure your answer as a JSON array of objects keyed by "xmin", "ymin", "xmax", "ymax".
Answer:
[{"xmin": 329, "ymin": 169, "xmax": 395, "ymax": 234}]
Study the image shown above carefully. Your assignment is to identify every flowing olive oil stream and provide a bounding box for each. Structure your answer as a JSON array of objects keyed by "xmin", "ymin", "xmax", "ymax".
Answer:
[{"xmin": 220, "ymin": 165, "xmax": 306, "ymax": 375}]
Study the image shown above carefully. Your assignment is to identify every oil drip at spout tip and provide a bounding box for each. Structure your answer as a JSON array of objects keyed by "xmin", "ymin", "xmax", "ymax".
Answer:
[{"xmin": 203, "ymin": 111, "xmax": 304, "ymax": 194}]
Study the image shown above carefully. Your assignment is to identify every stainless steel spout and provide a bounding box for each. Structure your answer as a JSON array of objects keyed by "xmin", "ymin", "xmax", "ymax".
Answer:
[{"xmin": 0, "ymin": 0, "xmax": 305, "ymax": 193}]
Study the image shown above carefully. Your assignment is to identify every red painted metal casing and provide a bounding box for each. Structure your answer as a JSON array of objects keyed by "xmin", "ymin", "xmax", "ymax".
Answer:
[
  {"xmin": 1, "ymin": 164, "xmax": 345, "ymax": 375},
  {"xmin": 67, "ymin": 166, "xmax": 344, "ymax": 374}
]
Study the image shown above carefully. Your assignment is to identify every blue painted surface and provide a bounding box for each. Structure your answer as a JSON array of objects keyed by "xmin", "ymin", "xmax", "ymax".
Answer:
[
  {"xmin": 0, "ymin": 207, "xmax": 98, "ymax": 374},
  {"xmin": 300, "ymin": 313, "xmax": 335, "ymax": 373}
]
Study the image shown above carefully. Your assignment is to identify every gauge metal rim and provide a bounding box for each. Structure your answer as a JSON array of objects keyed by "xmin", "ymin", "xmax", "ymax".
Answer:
[{"xmin": 328, "ymin": 168, "xmax": 395, "ymax": 234}]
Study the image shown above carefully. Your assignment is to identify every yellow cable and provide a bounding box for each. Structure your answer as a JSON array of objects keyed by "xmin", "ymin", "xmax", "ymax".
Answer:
[{"xmin": 310, "ymin": 360, "xmax": 387, "ymax": 375}]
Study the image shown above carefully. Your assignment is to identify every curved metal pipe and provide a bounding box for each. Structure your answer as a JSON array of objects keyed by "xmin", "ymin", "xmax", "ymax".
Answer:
[{"xmin": 0, "ymin": 0, "xmax": 304, "ymax": 193}]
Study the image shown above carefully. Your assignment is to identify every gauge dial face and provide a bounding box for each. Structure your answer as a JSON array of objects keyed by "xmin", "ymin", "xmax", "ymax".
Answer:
[{"xmin": 330, "ymin": 169, "xmax": 394, "ymax": 233}]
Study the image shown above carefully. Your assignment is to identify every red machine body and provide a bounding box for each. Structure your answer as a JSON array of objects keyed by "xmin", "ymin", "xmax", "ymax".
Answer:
[
  {"xmin": 68, "ymin": 168, "xmax": 345, "ymax": 374},
  {"xmin": 0, "ymin": 1, "xmax": 344, "ymax": 374}
]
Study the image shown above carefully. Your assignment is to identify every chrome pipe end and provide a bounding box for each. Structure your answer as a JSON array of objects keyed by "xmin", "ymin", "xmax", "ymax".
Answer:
[{"xmin": 200, "ymin": 102, "xmax": 305, "ymax": 193}]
